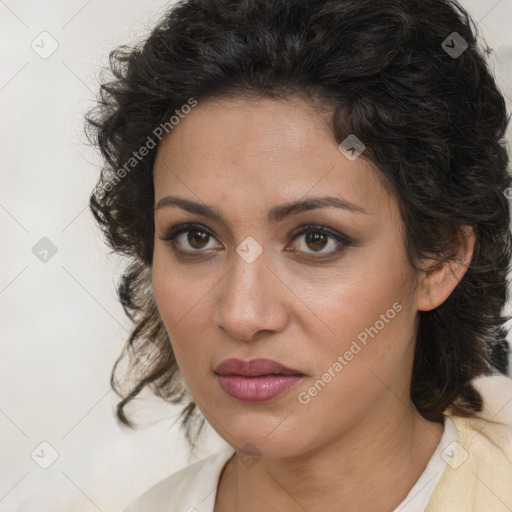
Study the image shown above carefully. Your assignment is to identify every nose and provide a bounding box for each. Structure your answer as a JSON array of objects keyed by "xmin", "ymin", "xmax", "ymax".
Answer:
[{"xmin": 213, "ymin": 251, "xmax": 289, "ymax": 341}]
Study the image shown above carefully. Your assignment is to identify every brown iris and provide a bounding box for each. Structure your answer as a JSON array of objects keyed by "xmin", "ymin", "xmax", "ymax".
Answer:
[
  {"xmin": 188, "ymin": 229, "xmax": 209, "ymax": 249},
  {"xmin": 305, "ymin": 232, "xmax": 328, "ymax": 251}
]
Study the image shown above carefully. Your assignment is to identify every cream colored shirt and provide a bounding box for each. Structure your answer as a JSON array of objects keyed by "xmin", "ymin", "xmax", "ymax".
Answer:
[{"xmin": 123, "ymin": 375, "xmax": 512, "ymax": 512}]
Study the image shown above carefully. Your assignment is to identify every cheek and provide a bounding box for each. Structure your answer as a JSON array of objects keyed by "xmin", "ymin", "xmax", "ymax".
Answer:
[
  {"xmin": 151, "ymin": 252, "xmax": 213, "ymax": 370},
  {"xmin": 152, "ymin": 244, "xmax": 220, "ymax": 322},
  {"xmin": 301, "ymin": 248, "xmax": 412, "ymax": 347},
  {"xmin": 293, "ymin": 250, "xmax": 418, "ymax": 405},
  {"xmin": 292, "ymin": 277, "xmax": 415, "ymax": 433}
]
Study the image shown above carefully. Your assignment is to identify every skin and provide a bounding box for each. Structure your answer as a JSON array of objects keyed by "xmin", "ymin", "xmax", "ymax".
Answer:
[{"xmin": 151, "ymin": 95, "xmax": 475, "ymax": 512}]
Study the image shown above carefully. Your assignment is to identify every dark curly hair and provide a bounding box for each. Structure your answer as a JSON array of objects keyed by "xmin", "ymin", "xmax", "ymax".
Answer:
[{"xmin": 85, "ymin": 0, "xmax": 512, "ymax": 448}]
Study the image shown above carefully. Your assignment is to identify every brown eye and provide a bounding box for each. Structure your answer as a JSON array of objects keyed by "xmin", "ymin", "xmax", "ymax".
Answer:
[
  {"xmin": 293, "ymin": 229, "xmax": 337, "ymax": 254},
  {"xmin": 305, "ymin": 232, "xmax": 328, "ymax": 251},
  {"xmin": 160, "ymin": 222, "xmax": 352, "ymax": 261},
  {"xmin": 187, "ymin": 229, "xmax": 210, "ymax": 249},
  {"xmin": 287, "ymin": 224, "xmax": 352, "ymax": 260},
  {"xmin": 159, "ymin": 223, "xmax": 222, "ymax": 254}
]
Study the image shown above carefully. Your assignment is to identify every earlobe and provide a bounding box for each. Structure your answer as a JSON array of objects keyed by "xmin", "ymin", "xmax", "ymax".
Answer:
[{"xmin": 416, "ymin": 225, "xmax": 475, "ymax": 312}]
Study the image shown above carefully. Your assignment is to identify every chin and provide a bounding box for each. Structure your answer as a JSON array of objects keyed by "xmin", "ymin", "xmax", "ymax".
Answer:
[{"xmin": 217, "ymin": 418, "xmax": 309, "ymax": 459}]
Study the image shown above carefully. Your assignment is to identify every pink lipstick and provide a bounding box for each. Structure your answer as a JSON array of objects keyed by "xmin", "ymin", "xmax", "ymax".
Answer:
[{"xmin": 214, "ymin": 358, "xmax": 305, "ymax": 403}]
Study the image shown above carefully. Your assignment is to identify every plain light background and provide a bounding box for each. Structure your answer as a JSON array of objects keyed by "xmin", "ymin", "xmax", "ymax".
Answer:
[{"xmin": 1, "ymin": 1, "xmax": 512, "ymax": 511}]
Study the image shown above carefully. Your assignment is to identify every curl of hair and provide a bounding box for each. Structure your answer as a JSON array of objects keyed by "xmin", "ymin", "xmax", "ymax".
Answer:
[{"xmin": 85, "ymin": 0, "xmax": 512, "ymax": 447}]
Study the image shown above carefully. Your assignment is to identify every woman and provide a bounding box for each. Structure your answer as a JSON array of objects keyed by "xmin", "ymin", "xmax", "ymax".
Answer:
[{"xmin": 85, "ymin": 0, "xmax": 512, "ymax": 510}]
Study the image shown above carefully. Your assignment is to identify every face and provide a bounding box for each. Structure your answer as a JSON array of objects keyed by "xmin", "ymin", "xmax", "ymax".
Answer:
[{"xmin": 152, "ymin": 95, "xmax": 424, "ymax": 458}]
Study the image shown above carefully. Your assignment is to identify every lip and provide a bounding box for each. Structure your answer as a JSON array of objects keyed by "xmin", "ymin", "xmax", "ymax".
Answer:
[
  {"xmin": 214, "ymin": 358, "xmax": 305, "ymax": 403},
  {"xmin": 214, "ymin": 357, "xmax": 303, "ymax": 377},
  {"xmin": 217, "ymin": 375, "xmax": 304, "ymax": 403}
]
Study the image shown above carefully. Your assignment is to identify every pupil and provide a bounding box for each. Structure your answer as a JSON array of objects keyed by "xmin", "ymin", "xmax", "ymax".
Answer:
[{"xmin": 307, "ymin": 232, "xmax": 327, "ymax": 251}]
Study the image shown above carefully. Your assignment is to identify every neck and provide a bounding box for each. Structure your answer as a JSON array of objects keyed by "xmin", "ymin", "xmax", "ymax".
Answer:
[{"xmin": 215, "ymin": 402, "xmax": 444, "ymax": 512}]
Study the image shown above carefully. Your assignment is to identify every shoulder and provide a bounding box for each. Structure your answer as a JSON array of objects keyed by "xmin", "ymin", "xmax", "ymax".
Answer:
[
  {"xmin": 426, "ymin": 374, "xmax": 512, "ymax": 512},
  {"xmin": 123, "ymin": 445, "xmax": 236, "ymax": 512},
  {"xmin": 450, "ymin": 414, "xmax": 512, "ymax": 460},
  {"xmin": 454, "ymin": 374, "xmax": 512, "ymax": 460}
]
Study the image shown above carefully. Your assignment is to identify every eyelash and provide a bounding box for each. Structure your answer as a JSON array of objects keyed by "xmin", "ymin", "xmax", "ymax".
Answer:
[{"xmin": 159, "ymin": 222, "xmax": 352, "ymax": 261}]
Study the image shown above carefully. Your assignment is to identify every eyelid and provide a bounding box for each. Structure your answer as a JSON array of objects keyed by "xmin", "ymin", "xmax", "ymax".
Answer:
[{"xmin": 288, "ymin": 224, "xmax": 352, "ymax": 246}]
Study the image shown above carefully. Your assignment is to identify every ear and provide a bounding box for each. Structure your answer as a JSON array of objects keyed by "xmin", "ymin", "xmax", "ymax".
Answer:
[{"xmin": 416, "ymin": 225, "xmax": 475, "ymax": 312}]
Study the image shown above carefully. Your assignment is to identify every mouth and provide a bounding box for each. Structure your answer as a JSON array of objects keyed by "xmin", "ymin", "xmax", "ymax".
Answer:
[{"xmin": 213, "ymin": 358, "xmax": 305, "ymax": 403}]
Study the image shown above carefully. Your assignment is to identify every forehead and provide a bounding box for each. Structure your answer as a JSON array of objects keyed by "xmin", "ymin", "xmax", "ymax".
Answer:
[{"xmin": 153, "ymin": 96, "xmax": 395, "ymax": 221}]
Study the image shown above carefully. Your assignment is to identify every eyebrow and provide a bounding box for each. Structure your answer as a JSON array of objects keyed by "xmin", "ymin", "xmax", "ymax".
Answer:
[{"xmin": 155, "ymin": 195, "xmax": 368, "ymax": 223}]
